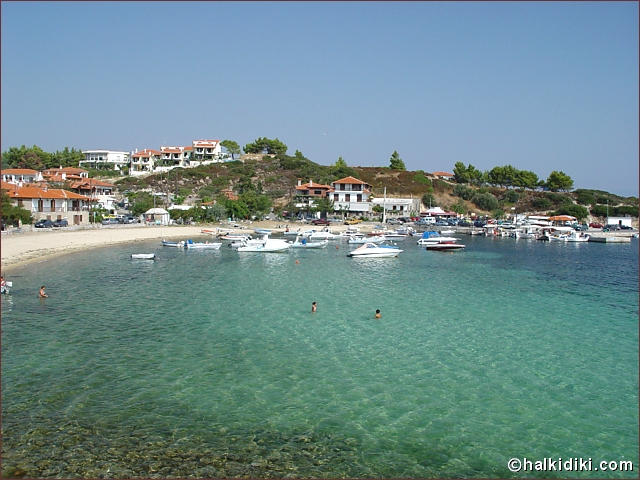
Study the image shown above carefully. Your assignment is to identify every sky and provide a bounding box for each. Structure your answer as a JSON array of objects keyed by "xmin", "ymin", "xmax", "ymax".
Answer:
[{"xmin": 1, "ymin": 1, "xmax": 638, "ymax": 196}]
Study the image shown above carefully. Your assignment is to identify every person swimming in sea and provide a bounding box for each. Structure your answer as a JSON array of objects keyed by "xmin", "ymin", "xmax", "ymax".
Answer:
[
  {"xmin": 375, "ymin": 309, "xmax": 381, "ymax": 319},
  {"xmin": 312, "ymin": 301, "xmax": 317, "ymax": 313}
]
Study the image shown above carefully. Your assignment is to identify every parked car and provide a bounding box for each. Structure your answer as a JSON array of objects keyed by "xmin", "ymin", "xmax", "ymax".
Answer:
[
  {"xmin": 573, "ymin": 224, "xmax": 589, "ymax": 231},
  {"xmin": 435, "ymin": 221, "xmax": 449, "ymax": 226},
  {"xmin": 397, "ymin": 217, "xmax": 411, "ymax": 223},
  {"xmin": 620, "ymin": 225, "xmax": 633, "ymax": 230},
  {"xmin": 344, "ymin": 218, "xmax": 362, "ymax": 225},
  {"xmin": 52, "ymin": 219, "xmax": 68, "ymax": 227},
  {"xmin": 473, "ymin": 220, "xmax": 486, "ymax": 228},
  {"xmin": 589, "ymin": 222, "xmax": 603, "ymax": 229},
  {"xmin": 34, "ymin": 219, "xmax": 54, "ymax": 228},
  {"xmin": 386, "ymin": 218, "xmax": 402, "ymax": 225},
  {"xmin": 101, "ymin": 218, "xmax": 120, "ymax": 225},
  {"xmin": 603, "ymin": 224, "xmax": 621, "ymax": 231},
  {"xmin": 121, "ymin": 216, "xmax": 137, "ymax": 224},
  {"xmin": 458, "ymin": 221, "xmax": 472, "ymax": 227},
  {"xmin": 311, "ymin": 218, "xmax": 331, "ymax": 226}
]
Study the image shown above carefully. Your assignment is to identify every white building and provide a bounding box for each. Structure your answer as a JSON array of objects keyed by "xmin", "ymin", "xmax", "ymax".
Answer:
[
  {"xmin": 191, "ymin": 140, "xmax": 222, "ymax": 164},
  {"xmin": 130, "ymin": 149, "xmax": 162, "ymax": 176},
  {"xmin": 80, "ymin": 150, "xmax": 130, "ymax": 171},
  {"xmin": 3, "ymin": 183, "xmax": 92, "ymax": 225},
  {"xmin": 607, "ymin": 216, "xmax": 634, "ymax": 228},
  {"xmin": 330, "ymin": 176, "xmax": 372, "ymax": 215},
  {"xmin": 371, "ymin": 197, "xmax": 420, "ymax": 216},
  {"xmin": 158, "ymin": 146, "xmax": 193, "ymax": 171},
  {"xmin": 1, "ymin": 168, "xmax": 43, "ymax": 184}
]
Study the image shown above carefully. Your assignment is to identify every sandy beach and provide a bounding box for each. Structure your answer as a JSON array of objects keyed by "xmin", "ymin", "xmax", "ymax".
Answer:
[{"xmin": 0, "ymin": 221, "xmax": 366, "ymax": 271}]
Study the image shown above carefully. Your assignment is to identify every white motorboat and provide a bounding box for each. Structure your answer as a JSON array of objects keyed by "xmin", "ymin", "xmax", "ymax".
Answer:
[
  {"xmin": 219, "ymin": 233, "xmax": 251, "ymax": 241},
  {"xmin": 416, "ymin": 231, "xmax": 458, "ymax": 245},
  {"xmin": 347, "ymin": 242, "xmax": 403, "ymax": 258},
  {"xmin": 237, "ymin": 236, "xmax": 290, "ymax": 253},
  {"xmin": 308, "ymin": 230, "xmax": 339, "ymax": 241},
  {"xmin": 566, "ymin": 231, "xmax": 590, "ymax": 242},
  {"xmin": 254, "ymin": 228, "xmax": 272, "ymax": 235},
  {"xmin": 185, "ymin": 240, "xmax": 222, "ymax": 249},
  {"xmin": 131, "ymin": 253, "xmax": 156, "ymax": 260},
  {"xmin": 348, "ymin": 234, "xmax": 384, "ymax": 244},
  {"xmin": 290, "ymin": 236, "xmax": 328, "ymax": 248}
]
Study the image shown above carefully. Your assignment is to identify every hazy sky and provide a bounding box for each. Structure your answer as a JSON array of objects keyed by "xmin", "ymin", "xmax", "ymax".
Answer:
[{"xmin": 2, "ymin": 1, "xmax": 638, "ymax": 196}]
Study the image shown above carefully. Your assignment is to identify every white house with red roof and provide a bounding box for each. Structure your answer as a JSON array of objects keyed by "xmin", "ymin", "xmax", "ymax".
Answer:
[
  {"xmin": 80, "ymin": 150, "xmax": 130, "ymax": 171},
  {"xmin": 1, "ymin": 168, "xmax": 44, "ymax": 185},
  {"xmin": 294, "ymin": 179, "xmax": 332, "ymax": 209},
  {"xmin": 2, "ymin": 182, "xmax": 93, "ymax": 225},
  {"xmin": 42, "ymin": 166, "xmax": 89, "ymax": 183},
  {"xmin": 158, "ymin": 146, "xmax": 193, "ymax": 171},
  {"xmin": 432, "ymin": 171, "xmax": 455, "ymax": 181},
  {"xmin": 191, "ymin": 140, "xmax": 222, "ymax": 163},
  {"xmin": 69, "ymin": 178, "xmax": 117, "ymax": 212},
  {"xmin": 130, "ymin": 149, "xmax": 162, "ymax": 176},
  {"xmin": 329, "ymin": 176, "xmax": 372, "ymax": 215}
]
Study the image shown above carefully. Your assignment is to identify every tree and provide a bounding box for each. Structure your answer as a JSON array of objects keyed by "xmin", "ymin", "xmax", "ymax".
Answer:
[
  {"xmin": 335, "ymin": 156, "xmax": 347, "ymax": 168},
  {"xmin": 314, "ymin": 196, "xmax": 334, "ymax": 217},
  {"xmin": 421, "ymin": 192, "xmax": 435, "ymax": 208},
  {"xmin": 553, "ymin": 203, "xmax": 589, "ymax": 220},
  {"xmin": 243, "ymin": 137, "xmax": 287, "ymax": 155},
  {"xmin": 453, "ymin": 161, "xmax": 470, "ymax": 183},
  {"xmin": 389, "ymin": 150, "xmax": 406, "ymax": 170},
  {"xmin": 0, "ymin": 191, "xmax": 32, "ymax": 225},
  {"xmin": 220, "ymin": 140, "xmax": 241, "ymax": 160},
  {"xmin": 546, "ymin": 171, "xmax": 574, "ymax": 192}
]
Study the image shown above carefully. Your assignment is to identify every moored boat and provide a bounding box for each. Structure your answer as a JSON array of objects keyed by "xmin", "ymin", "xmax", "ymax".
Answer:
[
  {"xmin": 162, "ymin": 240, "xmax": 185, "ymax": 247},
  {"xmin": 425, "ymin": 242, "xmax": 465, "ymax": 251},
  {"xmin": 184, "ymin": 240, "xmax": 222, "ymax": 249},
  {"xmin": 290, "ymin": 236, "xmax": 328, "ymax": 249},
  {"xmin": 237, "ymin": 235, "xmax": 290, "ymax": 252},
  {"xmin": 131, "ymin": 253, "xmax": 156, "ymax": 260},
  {"xmin": 347, "ymin": 242, "xmax": 403, "ymax": 258}
]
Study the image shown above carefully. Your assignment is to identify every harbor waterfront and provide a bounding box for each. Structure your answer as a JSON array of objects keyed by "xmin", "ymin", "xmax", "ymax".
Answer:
[{"xmin": 1, "ymin": 233, "xmax": 638, "ymax": 478}]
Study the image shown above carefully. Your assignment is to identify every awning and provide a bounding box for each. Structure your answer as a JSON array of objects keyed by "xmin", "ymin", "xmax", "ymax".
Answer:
[{"xmin": 548, "ymin": 215, "xmax": 576, "ymax": 221}]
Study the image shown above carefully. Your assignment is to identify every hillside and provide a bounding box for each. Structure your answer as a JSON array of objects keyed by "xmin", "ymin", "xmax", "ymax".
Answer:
[{"xmin": 111, "ymin": 153, "xmax": 637, "ymax": 220}]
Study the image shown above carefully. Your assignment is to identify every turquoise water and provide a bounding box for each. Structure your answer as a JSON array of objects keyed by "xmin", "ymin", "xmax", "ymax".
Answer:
[{"xmin": 2, "ymin": 235, "xmax": 638, "ymax": 478}]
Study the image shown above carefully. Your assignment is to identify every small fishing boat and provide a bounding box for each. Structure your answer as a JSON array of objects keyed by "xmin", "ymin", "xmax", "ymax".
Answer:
[
  {"xmin": 565, "ymin": 231, "xmax": 590, "ymax": 242},
  {"xmin": 238, "ymin": 236, "xmax": 290, "ymax": 253},
  {"xmin": 348, "ymin": 234, "xmax": 384, "ymax": 244},
  {"xmin": 162, "ymin": 240, "xmax": 185, "ymax": 247},
  {"xmin": 347, "ymin": 243, "xmax": 403, "ymax": 258},
  {"xmin": 416, "ymin": 231, "xmax": 458, "ymax": 245},
  {"xmin": 290, "ymin": 236, "xmax": 329, "ymax": 248},
  {"xmin": 254, "ymin": 228, "xmax": 272, "ymax": 235},
  {"xmin": 184, "ymin": 239, "xmax": 222, "ymax": 249},
  {"xmin": 131, "ymin": 253, "xmax": 156, "ymax": 260}
]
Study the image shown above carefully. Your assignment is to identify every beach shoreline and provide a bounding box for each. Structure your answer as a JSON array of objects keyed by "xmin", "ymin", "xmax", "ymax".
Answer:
[{"xmin": 0, "ymin": 221, "xmax": 369, "ymax": 272}]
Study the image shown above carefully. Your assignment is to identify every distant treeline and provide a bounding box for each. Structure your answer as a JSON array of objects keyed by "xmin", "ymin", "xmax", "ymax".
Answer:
[{"xmin": 1, "ymin": 145, "xmax": 83, "ymax": 170}]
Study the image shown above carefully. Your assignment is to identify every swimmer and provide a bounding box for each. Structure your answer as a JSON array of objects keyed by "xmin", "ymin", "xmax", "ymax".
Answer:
[
  {"xmin": 375, "ymin": 309, "xmax": 381, "ymax": 319},
  {"xmin": 311, "ymin": 301, "xmax": 317, "ymax": 313}
]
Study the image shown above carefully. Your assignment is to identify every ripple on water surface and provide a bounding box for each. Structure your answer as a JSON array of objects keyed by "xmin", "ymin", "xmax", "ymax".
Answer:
[{"xmin": 2, "ymin": 236, "xmax": 638, "ymax": 477}]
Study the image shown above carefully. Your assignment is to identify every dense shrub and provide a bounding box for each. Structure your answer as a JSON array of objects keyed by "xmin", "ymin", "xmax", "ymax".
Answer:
[
  {"xmin": 531, "ymin": 197, "xmax": 552, "ymax": 210},
  {"xmin": 553, "ymin": 204, "xmax": 589, "ymax": 220},
  {"xmin": 471, "ymin": 192, "xmax": 499, "ymax": 211},
  {"xmin": 453, "ymin": 184, "xmax": 474, "ymax": 200},
  {"xmin": 503, "ymin": 190, "xmax": 519, "ymax": 203}
]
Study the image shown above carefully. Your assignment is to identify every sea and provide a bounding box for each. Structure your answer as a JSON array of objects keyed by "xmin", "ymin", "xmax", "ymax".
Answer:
[{"xmin": 1, "ymin": 234, "xmax": 638, "ymax": 478}]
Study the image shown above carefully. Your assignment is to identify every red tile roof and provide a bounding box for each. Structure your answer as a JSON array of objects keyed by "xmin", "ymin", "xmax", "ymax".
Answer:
[
  {"xmin": 332, "ymin": 176, "xmax": 368, "ymax": 185},
  {"xmin": 296, "ymin": 180, "xmax": 332, "ymax": 190},
  {"xmin": 5, "ymin": 184, "xmax": 92, "ymax": 200},
  {"xmin": 1, "ymin": 168, "xmax": 40, "ymax": 175},
  {"xmin": 132, "ymin": 149, "xmax": 162, "ymax": 158},
  {"xmin": 432, "ymin": 171, "xmax": 454, "ymax": 177},
  {"xmin": 42, "ymin": 167, "xmax": 88, "ymax": 175}
]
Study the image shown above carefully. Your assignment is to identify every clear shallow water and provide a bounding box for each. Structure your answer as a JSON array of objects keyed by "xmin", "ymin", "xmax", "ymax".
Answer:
[{"xmin": 2, "ymin": 235, "xmax": 638, "ymax": 478}]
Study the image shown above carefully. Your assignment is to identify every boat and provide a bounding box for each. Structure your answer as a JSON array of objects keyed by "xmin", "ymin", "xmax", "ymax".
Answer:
[
  {"xmin": 308, "ymin": 230, "xmax": 339, "ymax": 241},
  {"xmin": 254, "ymin": 228, "xmax": 272, "ymax": 235},
  {"xmin": 566, "ymin": 231, "xmax": 590, "ymax": 242},
  {"xmin": 347, "ymin": 242, "xmax": 403, "ymax": 258},
  {"xmin": 237, "ymin": 235, "xmax": 290, "ymax": 253},
  {"xmin": 162, "ymin": 240, "xmax": 185, "ymax": 247},
  {"xmin": 184, "ymin": 239, "xmax": 222, "ymax": 249},
  {"xmin": 416, "ymin": 231, "xmax": 458, "ymax": 245},
  {"xmin": 201, "ymin": 229, "xmax": 217, "ymax": 235},
  {"xmin": 290, "ymin": 236, "xmax": 329, "ymax": 248},
  {"xmin": 348, "ymin": 234, "xmax": 384, "ymax": 244},
  {"xmin": 131, "ymin": 253, "xmax": 155, "ymax": 260},
  {"xmin": 425, "ymin": 242, "xmax": 465, "ymax": 251},
  {"xmin": 440, "ymin": 229, "xmax": 455, "ymax": 235},
  {"xmin": 219, "ymin": 233, "xmax": 251, "ymax": 241}
]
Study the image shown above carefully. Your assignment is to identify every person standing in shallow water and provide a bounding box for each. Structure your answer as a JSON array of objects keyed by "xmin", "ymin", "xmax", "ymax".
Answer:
[
  {"xmin": 39, "ymin": 285, "xmax": 48, "ymax": 298},
  {"xmin": 375, "ymin": 309, "xmax": 381, "ymax": 319},
  {"xmin": 311, "ymin": 301, "xmax": 317, "ymax": 313}
]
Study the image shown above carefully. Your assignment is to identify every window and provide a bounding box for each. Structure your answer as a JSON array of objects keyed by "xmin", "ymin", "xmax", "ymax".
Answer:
[
  {"xmin": 340, "ymin": 184, "xmax": 345, "ymax": 190},
  {"xmin": 314, "ymin": 190, "xmax": 321, "ymax": 195},
  {"xmin": 357, "ymin": 194, "xmax": 362, "ymax": 202},
  {"xmin": 345, "ymin": 194, "xmax": 351, "ymax": 202},
  {"xmin": 334, "ymin": 194, "xmax": 339, "ymax": 201}
]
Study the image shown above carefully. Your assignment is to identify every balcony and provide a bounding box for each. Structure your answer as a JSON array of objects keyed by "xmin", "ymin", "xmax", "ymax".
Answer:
[{"xmin": 333, "ymin": 201, "xmax": 371, "ymax": 212}]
